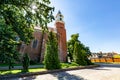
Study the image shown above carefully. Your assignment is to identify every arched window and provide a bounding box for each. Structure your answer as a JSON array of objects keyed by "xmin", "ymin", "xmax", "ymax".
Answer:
[
  {"xmin": 15, "ymin": 36, "xmax": 20, "ymax": 41},
  {"xmin": 32, "ymin": 39, "xmax": 38, "ymax": 48}
]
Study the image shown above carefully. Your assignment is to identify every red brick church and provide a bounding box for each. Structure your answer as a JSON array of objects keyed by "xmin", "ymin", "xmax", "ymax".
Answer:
[{"xmin": 19, "ymin": 11, "xmax": 67, "ymax": 62}]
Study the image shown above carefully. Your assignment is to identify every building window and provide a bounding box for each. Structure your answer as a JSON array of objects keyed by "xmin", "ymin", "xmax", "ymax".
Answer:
[
  {"xmin": 32, "ymin": 39, "xmax": 38, "ymax": 48},
  {"xmin": 20, "ymin": 43, "xmax": 25, "ymax": 53},
  {"xmin": 60, "ymin": 17, "xmax": 62, "ymax": 21}
]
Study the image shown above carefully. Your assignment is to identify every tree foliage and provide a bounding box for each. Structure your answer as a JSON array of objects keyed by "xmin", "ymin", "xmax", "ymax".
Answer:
[
  {"xmin": 67, "ymin": 34, "xmax": 79, "ymax": 62},
  {"xmin": 73, "ymin": 42, "xmax": 87, "ymax": 65},
  {"xmin": 67, "ymin": 33, "xmax": 92, "ymax": 65},
  {"xmin": 22, "ymin": 53, "xmax": 30, "ymax": 72},
  {"xmin": 0, "ymin": 0, "xmax": 54, "ymax": 43},
  {"xmin": 0, "ymin": 22, "xmax": 20, "ymax": 69},
  {"xmin": 44, "ymin": 31, "xmax": 61, "ymax": 70},
  {"xmin": 0, "ymin": 0, "xmax": 54, "ymax": 68}
]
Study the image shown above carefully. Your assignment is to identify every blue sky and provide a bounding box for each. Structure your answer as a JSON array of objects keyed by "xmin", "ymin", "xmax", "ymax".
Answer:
[{"xmin": 49, "ymin": 0, "xmax": 120, "ymax": 53}]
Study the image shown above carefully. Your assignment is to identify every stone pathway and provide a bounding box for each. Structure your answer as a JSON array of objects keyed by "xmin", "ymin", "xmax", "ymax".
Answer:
[
  {"xmin": 9, "ymin": 64, "xmax": 120, "ymax": 80},
  {"xmin": 0, "ymin": 65, "xmax": 44, "ymax": 70}
]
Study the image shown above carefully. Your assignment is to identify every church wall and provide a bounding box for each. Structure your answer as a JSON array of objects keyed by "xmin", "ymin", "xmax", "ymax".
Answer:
[
  {"xmin": 55, "ymin": 22, "xmax": 67, "ymax": 62},
  {"xmin": 19, "ymin": 11, "xmax": 67, "ymax": 63},
  {"xmin": 20, "ymin": 30, "xmax": 46, "ymax": 61}
]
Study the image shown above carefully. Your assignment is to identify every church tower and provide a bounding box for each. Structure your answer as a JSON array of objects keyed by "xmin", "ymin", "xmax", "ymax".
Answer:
[{"xmin": 55, "ymin": 11, "xmax": 67, "ymax": 62}]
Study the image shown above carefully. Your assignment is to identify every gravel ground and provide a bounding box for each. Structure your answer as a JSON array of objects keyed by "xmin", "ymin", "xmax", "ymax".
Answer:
[{"xmin": 4, "ymin": 64, "xmax": 120, "ymax": 80}]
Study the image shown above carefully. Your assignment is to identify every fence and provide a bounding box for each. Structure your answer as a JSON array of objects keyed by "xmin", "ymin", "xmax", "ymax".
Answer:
[{"xmin": 91, "ymin": 58, "xmax": 120, "ymax": 63}]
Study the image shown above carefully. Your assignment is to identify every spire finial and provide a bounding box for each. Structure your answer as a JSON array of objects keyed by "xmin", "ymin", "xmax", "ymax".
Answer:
[
  {"xmin": 56, "ymin": 10, "xmax": 64, "ymax": 22},
  {"xmin": 58, "ymin": 10, "xmax": 61, "ymax": 14}
]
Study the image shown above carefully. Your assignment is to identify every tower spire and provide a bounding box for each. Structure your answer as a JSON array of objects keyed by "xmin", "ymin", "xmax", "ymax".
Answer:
[
  {"xmin": 55, "ymin": 11, "xmax": 67, "ymax": 62},
  {"xmin": 58, "ymin": 10, "xmax": 61, "ymax": 14},
  {"xmin": 55, "ymin": 10, "xmax": 64, "ymax": 23}
]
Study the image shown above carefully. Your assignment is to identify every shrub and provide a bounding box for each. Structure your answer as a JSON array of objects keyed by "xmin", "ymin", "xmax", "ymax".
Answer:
[
  {"xmin": 85, "ymin": 57, "xmax": 93, "ymax": 65},
  {"xmin": 30, "ymin": 60, "xmax": 38, "ymax": 65},
  {"xmin": 70, "ymin": 62, "xmax": 79, "ymax": 66}
]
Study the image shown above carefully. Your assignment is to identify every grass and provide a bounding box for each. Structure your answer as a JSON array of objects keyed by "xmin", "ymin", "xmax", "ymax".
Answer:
[
  {"xmin": 0, "ymin": 68, "xmax": 46, "ymax": 75},
  {"xmin": 0, "ymin": 62, "xmax": 80, "ymax": 75},
  {"xmin": 61, "ymin": 62, "xmax": 79, "ymax": 69},
  {"xmin": 29, "ymin": 68, "xmax": 46, "ymax": 72},
  {"xmin": 0, "ymin": 69, "xmax": 21, "ymax": 75}
]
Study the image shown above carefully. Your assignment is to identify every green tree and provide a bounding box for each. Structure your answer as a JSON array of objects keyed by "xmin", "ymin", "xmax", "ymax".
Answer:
[
  {"xmin": 0, "ymin": 0, "xmax": 54, "ymax": 69},
  {"xmin": 22, "ymin": 53, "xmax": 30, "ymax": 72},
  {"xmin": 73, "ymin": 42, "xmax": 87, "ymax": 65},
  {"xmin": 67, "ymin": 33, "xmax": 79, "ymax": 62},
  {"xmin": 78, "ymin": 43, "xmax": 93, "ymax": 65},
  {"xmin": 67, "ymin": 33, "xmax": 92, "ymax": 65},
  {"xmin": 0, "ymin": 23, "xmax": 20, "ymax": 69},
  {"xmin": 44, "ymin": 31, "xmax": 61, "ymax": 70},
  {"xmin": 85, "ymin": 47, "xmax": 92, "ymax": 57}
]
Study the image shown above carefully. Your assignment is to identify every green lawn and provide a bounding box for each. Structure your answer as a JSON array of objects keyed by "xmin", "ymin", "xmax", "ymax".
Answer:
[
  {"xmin": 0, "ymin": 68, "xmax": 46, "ymax": 75},
  {"xmin": 0, "ymin": 62, "xmax": 79, "ymax": 75},
  {"xmin": 61, "ymin": 62, "xmax": 79, "ymax": 69}
]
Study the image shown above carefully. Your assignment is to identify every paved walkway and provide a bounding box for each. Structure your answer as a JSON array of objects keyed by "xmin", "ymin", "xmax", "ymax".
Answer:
[
  {"xmin": 0, "ymin": 65, "xmax": 44, "ymax": 70},
  {"xmin": 11, "ymin": 63, "xmax": 120, "ymax": 80}
]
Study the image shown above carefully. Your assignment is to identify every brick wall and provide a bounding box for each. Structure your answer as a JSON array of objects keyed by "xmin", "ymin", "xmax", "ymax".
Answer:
[
  {"xmin": 55, "ymin": 22, "xmax": 67, "ymax": 62},
  {"xmin": 19, "ymin": 22, "xmax": 67, "ymax": 62}
]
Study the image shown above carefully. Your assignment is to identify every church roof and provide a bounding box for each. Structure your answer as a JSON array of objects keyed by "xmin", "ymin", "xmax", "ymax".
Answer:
[{"xmin": 34, "ymin": 26, "xmax": 57, "ymax": 33}]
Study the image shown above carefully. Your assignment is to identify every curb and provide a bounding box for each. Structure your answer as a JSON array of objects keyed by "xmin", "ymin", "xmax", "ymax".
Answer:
[{"xmin": 0, "ymin": 65, "xmax": 99, "ymax": 79}]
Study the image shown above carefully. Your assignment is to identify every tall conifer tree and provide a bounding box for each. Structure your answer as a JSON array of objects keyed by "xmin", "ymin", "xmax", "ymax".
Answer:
[{"xmin": 44, "ymin": 31, "xmax": 61, "ymax": 70}]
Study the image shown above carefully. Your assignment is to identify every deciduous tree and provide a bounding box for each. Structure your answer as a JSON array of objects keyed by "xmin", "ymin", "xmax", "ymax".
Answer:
[
  {"xmin": 67, "ymin": 34, "xmax": 79, "ymax": 62},
  {"xmin": 67, "ymin": 33, "xmax": 92, "ymax": 65},
  {"xmin": 0, "ymin": 0, "xmax": 54, "ymax": 69}
]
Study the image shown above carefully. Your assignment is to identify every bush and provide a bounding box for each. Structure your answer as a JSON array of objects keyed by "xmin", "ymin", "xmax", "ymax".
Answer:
[
  {"xmin": 70, "ymin": 62, "xmax": 79, "ymax": 66},
  {"xmin": 85, "ymin": 58, "xmax": 94, "ymax": 65},
  {"xmin": 30, "ymin": 60, "xmax": 38, "ymax": 65},
  {"xmin": 61, "ymin": 63, "xmax": 69, "ymax": 68}
]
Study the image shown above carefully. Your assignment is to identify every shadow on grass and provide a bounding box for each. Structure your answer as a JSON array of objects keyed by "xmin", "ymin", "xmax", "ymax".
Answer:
[
  {"xmin": 0, "ymin": 70, "xmax": 36, "ymax": 80},
  {"xmin": 51, "ymin": 71, "xmax": 87, "ymax": 80}
]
